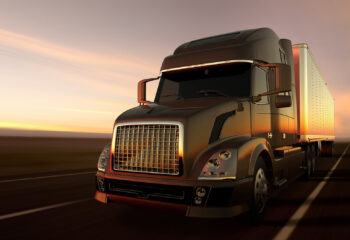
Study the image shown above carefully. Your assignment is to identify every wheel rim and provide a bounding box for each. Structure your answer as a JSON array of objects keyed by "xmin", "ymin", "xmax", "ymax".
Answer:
[{"xmin": 254, "ymin": 168, "xmax": 268, "ymax": 213}]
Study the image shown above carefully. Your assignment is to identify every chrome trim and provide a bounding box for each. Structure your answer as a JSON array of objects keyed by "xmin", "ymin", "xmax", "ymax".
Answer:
[
  {"xmin": 274, "ymin": 158, "xmax": 284, "ymax": 162},
  {"xmin": 161, "ymin": 60, "xmax": 254, "ymax": 73},
  {"xmin": 274, "ymin": 146, "xmax": 302, "ymax": 153},
  {"xmin": 299, "ymin": 46, "xmax": 309, "ymax": 136},
  {"xmin": 197, "ymin": 176, "xmax": 236, "ymax": 180},
  {"xmin": 112, "ymin": 121, "xmax": 184, "ymax": 176},
  {"xmin": 300, "ymin": 135, "xmax": 335, "ymax": 142},
  {"xmin": 292, "ymin": 43, "xmax": 308, "ymax": 49}
]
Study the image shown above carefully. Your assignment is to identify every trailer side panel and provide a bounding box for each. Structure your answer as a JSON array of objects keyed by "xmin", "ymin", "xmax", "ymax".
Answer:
[{"xmin": 293, "ymin": 44, "xmax": 335, "ymax": 142}]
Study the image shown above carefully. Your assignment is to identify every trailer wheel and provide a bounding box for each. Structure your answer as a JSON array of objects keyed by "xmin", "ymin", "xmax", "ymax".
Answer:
[
  {"xmin": 250, "ymin": 157, "xmax": 269, "ymax": 225},
  {"xmin": 320, "ymin": 141, "xmax": 334, "ymax": 157},
  {"xmin": 304, "ymin": 145, "xmax": 315, "ymax": 179}
]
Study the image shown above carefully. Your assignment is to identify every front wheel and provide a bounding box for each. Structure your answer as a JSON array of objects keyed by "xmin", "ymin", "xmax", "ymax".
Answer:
[{"xmin": 250, "ymin": 158, "xmax": 269, "ymax": 225}]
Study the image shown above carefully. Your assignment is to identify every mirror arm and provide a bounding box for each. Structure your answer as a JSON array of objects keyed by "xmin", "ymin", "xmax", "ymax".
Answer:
[
  {"xmin": 260, "ymin": 63, "xmax": 281, "ymax": 89},
  {"xmin": 138, "ymin": 76, "xmax": 160, "ymax": 105},
  {"xmin": 259, "ymin": 88, "xmax": 290, "ymax": 97},
  {"xmin": 251, "ymin": 95, "xmax": 262, "ymax": 103},
  {"xmin": 140, "ymin": 76, "xmax": 161, "ymax": 82}
]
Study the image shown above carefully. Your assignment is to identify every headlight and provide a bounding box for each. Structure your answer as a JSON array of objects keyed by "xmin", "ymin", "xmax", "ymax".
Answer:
[
  {"xmin": 97, "ymin": 144, "xmax": 111, "ymax": 172},
  {"xmin": 198, "ymin": 149, "xmax": 237, "ymax": 180}
]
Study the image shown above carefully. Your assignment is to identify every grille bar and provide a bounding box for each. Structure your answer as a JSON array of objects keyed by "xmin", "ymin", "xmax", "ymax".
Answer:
[{"xmin": 113, "ymin": 122, "xmax": 182, "ymax": 175}]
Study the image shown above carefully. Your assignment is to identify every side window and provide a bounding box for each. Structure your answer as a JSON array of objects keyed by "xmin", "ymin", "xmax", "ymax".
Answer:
[
  {"xmin": 157, "ymin": 79, "xmax": 179, "ymax": 102},
  {"xmin": 254, "ymin": 67, "xmax": 268, "ymax": 104},
  {"xmin": 280, "ymin": 49, "xmax": 287, "ymax": 64}
]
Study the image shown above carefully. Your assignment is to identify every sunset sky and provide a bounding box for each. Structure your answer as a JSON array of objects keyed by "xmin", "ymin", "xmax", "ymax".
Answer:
[{"xmin": 0, "ymin": 0, "xmax": 349, "ymax": 138}]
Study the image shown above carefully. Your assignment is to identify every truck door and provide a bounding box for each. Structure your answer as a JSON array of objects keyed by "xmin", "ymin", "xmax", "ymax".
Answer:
[{"xmin": 251, "ymin": 67, "xmax": 272, "ymax": 140}]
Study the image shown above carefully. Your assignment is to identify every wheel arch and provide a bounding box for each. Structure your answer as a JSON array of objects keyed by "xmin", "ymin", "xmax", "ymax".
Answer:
[{"xmin": 248, "ymin": 141, "xmax": 274, "ymax": 182}]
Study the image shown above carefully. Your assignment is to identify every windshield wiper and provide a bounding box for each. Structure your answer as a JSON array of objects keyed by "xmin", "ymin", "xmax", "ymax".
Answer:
[{"xmin": 198, "ymin": 90, "xmax": 229, "ymax": 97}]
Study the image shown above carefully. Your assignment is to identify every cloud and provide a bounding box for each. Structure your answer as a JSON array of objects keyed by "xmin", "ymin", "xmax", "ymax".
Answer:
[
  {"xmin": 0, "ymin": 121, "xmax": 76, "ymax": 132},
  {"xmin": 0, "ymin": 28, "xmax": 158, "ymax": 74},
  {"xmin": 0, "ymin": 28, "xmax": 159, "ymax": 101},
  {"xmin": 53, "ymin": 106, "xmax": 133, "ymax": 115},
  {"xmin": 0, "ymin": 121, "xmax": 111, "ymax": 133}
]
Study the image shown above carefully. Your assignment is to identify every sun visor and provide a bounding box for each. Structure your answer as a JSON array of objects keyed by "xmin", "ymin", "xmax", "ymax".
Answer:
[{"xmin": 160, "ymin": 28, "xmax": 284, "ymax": 72}]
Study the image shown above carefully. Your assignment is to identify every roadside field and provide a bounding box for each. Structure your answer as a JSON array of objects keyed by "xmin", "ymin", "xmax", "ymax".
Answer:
[{"xmin": 0, "ymin": 137, "xmax": 109, "ymax": 178}]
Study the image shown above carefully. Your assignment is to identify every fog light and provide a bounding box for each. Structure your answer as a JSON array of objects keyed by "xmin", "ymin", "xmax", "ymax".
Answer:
[
  {"xmin": 196, "ymin": 187, "xmax": 206, "ymax": 197},
  {"xmin": 194, "ymin": 196, "xmax": 202, "ymax": 205}
]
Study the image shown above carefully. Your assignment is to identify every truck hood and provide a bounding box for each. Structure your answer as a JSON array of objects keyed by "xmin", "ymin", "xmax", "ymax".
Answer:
[
  {"xmin": 117, "ymin": 97, "xmax": 235, "ymax": 121},
  {"xmin": 115, "ymin": 98, "xmax": 243, "ymax": 179}
]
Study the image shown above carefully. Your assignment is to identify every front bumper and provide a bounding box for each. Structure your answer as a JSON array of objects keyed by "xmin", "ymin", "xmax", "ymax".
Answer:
[{"xmin": 95, "ymin": 173, "xmax": 253, "ymax": 218}]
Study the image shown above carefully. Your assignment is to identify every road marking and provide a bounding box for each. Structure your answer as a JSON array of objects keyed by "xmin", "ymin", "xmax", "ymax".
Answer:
[
  {"xmin": 0, "ymin": 171, "xmax": 96, "ymax": 183},
  {"xmin": 0, "ymin": 198, "xmax": 89, "ymax": 221},
  {"xmin": 273, "ymin": 144, "xmax": 349, "ymax": 240}
]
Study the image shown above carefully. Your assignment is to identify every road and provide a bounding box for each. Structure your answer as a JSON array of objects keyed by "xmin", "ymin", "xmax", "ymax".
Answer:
[{"xmin": 0, "ymin": 139, "xmax": 349, "ymax": 240}]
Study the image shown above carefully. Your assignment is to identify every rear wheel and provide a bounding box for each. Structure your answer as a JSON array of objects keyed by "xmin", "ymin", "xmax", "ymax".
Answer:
[
  {"xmin": 304, "ymin": 145, "xmax": 315, "ymax": 179},
  {"xmin": 320, "ymin": 141, "xmax": 334, "ymax": 157},
  {"xmin": 250, "ymin": 158, "xmax": 269, "ymax": 225}
]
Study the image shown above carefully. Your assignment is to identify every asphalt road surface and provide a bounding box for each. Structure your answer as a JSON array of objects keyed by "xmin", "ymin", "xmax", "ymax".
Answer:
[{"xmin": 0, "ymin": 140, "xmax": 349, "ymax": 240}]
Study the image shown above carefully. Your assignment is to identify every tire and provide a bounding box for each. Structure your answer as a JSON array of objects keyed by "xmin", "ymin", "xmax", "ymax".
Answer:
[
  {"xmin": 250, "ymin": 157, "xmax": 269, "ymax": 225},
  {"xmin": 320, "ymin": 141, "xmax": 334, "ymax": 157},
  {"xmin": 304, "ymin": 145, "xmax": 315, "ymax": 180},
  {"xmin": 330, "ymin": 141, "xmax": 335, "ymax": 157},
  {"xmin": 314, "ymin": 144, "xmax": 319, "ymax": 171}
]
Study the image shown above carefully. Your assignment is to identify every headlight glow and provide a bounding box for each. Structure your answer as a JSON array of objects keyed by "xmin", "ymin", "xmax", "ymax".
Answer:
[
  {"xmin": 208, "ymin": 158, "xmax": 221, "ymax": 169},
  {"xmin": 219, "ymin": 150, "xmax": 232, "ymax": 160},
  {"xmin": 97, "ymin": 144, "xmax": 111, "ymax": 172},
  {"xmin": 198, "ymin": 149, "xmax": 237, "ymax": 180}
]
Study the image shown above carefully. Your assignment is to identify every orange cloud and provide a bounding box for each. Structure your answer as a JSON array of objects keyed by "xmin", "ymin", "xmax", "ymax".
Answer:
[
  {"xmin": 0, "ymin": 28, "xmax": 158, "ymax": 74},
  {"xmin": 0, "ymin": 121, "xmax": 111, "ymax": 133},
  {"xmin": 0, "ymin": 121, "xmax": 77, "ymax": 132},
  {"xmin": 333, "ymin": 89, "xmax": 350, "ymax": 137}
]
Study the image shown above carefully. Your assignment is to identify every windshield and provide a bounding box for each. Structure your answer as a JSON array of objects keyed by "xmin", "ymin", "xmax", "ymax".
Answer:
[{"xmin": 155, "ymin": 63, "xmax": 251, "ymax": 102}]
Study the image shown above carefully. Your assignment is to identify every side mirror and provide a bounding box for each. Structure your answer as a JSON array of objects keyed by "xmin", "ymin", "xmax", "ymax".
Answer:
[
  {"xmin": 137, "ymin": 76, "xmax": 160, "ymax": 105},
  {"xmin": 260, "ymin": 63, "xmax": 291, "ymax": 93},
  {"xmin": 275, "ymin": 95, "xmax": 291, "ymax": 108}
]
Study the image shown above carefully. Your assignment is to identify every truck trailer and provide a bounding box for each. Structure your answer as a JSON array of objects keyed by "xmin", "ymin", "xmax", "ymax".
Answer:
[{"xmin": 95, "ymin": 28, "xmax": 335, "ymax": 222}]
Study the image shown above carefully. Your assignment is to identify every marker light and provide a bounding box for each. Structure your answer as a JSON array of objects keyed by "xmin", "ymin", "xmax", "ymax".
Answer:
[{"xmin": 97, "ymin": 144, "xmax": 111, "ymax": 172}]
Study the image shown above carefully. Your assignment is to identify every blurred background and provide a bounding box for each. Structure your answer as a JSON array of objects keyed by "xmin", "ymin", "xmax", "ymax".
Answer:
[{"xmin": 1, "ymin": 1, "xmax": 350, "ymax": 239}]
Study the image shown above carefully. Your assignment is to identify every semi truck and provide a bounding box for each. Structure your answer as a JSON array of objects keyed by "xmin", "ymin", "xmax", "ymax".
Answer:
[{"xmin": 95, "ymin": 28, "xmax": 335, "ymax": 222}]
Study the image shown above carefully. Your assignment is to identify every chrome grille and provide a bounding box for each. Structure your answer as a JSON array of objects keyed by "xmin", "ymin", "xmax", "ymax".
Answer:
[{"xmin": 113, "ymin": 123, "xmax": 182, "ymax": 175}]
